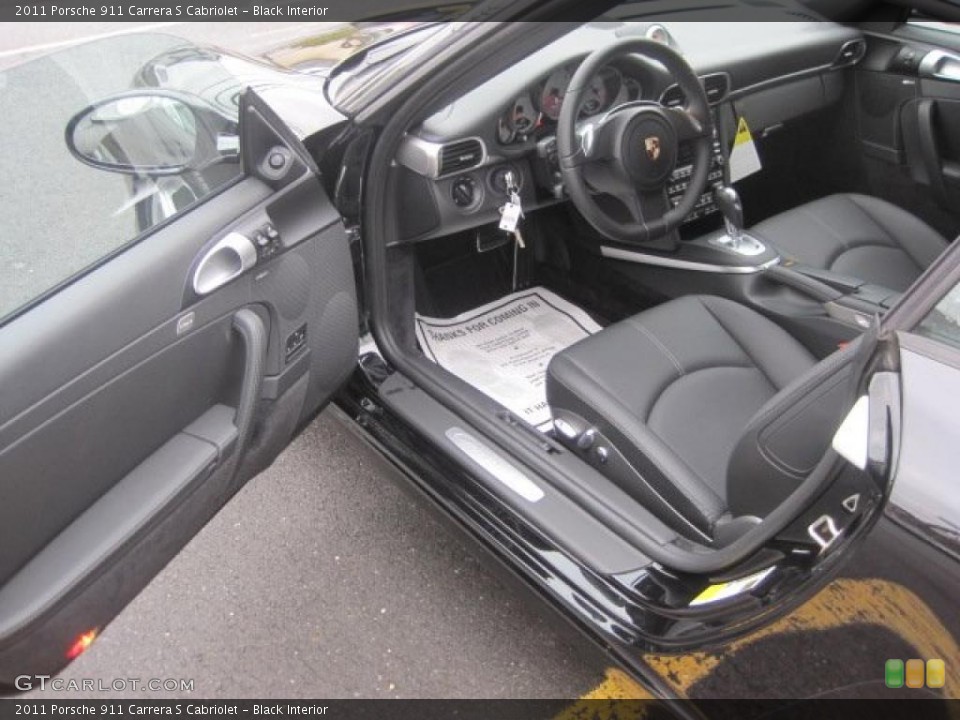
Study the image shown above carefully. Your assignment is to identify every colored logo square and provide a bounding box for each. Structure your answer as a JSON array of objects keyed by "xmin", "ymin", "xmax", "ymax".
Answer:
[
  {"xmin": 927, "ymin": 659, "xmax": 945, "ymax": 689},
  {"xmin": 885, "ymin": 659, "xmax": 904, "ymax": 688},
  {"xmin": 906, "ymin": 659, "xmax": 925, "ymax": 688}
]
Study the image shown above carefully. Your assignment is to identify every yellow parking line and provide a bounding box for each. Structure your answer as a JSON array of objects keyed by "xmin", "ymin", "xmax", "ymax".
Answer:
[
  {"xmin": 572, "ymin": 577, "xmax": 959, "ymax": 702},
  {"xmin": 554, "ymin": 668, "xmax": 656, "ymax": 720}
]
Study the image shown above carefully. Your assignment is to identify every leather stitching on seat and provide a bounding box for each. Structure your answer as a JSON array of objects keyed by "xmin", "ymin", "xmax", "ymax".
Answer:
[
  {"xmin": 845, "ymin": 196, "xmax": 894, "ymax": 238},
  {"xmin": 801, "ymin": 203, "xmax": 851, "ymax": 250},
  {"xmin": 697, "ymin": 298, "xmax": 778, "ymax": 392},
  {"xmin": 627, "ymin": 319, "xmax": 685, "ymax": 377},
  {"xmin": 827, "ymin": 243, "xmax": 922, "ymax": 277},
  {"xmin": 821, "ymin": 195, "xmax": 909, "ymax": 270},
  {"xmin": 646, "ymin": 364, "xmax": 756, "ymax": 428}
]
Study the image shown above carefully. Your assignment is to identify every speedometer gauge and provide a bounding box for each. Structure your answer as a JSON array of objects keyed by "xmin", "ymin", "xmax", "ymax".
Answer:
[
  {"xmin": 511, "ymin": 93, "xmax": 538, "ymax": 135},
  {"xmin": 496, "ymin": 115, "xmax": 516, "ymax": 145},
  {"xmin": 540, "ymin": 68, "xmax": 571, "ymax": 121}
]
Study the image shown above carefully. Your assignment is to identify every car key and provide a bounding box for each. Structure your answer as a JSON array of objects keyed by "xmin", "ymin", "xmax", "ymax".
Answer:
[
  {"xmin": 498, "ymin": 171, "xmax": 527, "ymax": 290},
  {"xmin": 499, "ymin": 171, "xmax": 526, "ymax": 248}
]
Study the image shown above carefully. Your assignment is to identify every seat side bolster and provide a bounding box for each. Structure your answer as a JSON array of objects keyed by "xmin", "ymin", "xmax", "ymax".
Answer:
[{"xmin": 726, "ymin": 346, "xmax": 857, "ymax": 518}]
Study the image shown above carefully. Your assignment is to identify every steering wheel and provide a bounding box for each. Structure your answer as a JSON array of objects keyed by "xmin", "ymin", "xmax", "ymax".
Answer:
[{"xmin": 557, "ymin": 38, "xmax": 714, "ymax": 245}]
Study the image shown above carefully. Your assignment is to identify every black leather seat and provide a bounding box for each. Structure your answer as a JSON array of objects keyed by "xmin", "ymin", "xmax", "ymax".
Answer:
[
  {"xmin": 547, "ymin": 295, "xmax": 855, "ymax": 543},
  {"xmin": 753, "ymin": 193, "xmax": 948, "ymax": 292}
]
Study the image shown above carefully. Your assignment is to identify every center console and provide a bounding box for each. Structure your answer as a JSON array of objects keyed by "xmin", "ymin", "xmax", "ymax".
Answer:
[
  {"xmin": 601, "ymin": 182, "xmax": 900, "ymax": 358},
  {"xmin": 667, "ymin": 125, "xmax": 726, "ymax": 227}
]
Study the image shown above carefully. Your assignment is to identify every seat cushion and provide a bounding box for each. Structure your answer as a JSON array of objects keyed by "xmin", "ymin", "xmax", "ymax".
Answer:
[
  {"xmin": 546, "ymin": 295, "xmax": 816, "ymax": 536},
  {"xmin": 753, "ymin": 193, "xmax": 948, "ymax": 292}
]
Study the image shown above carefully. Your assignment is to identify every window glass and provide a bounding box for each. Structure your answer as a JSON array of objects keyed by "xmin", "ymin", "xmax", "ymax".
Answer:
[
  {"xmin": 0, "ymin": 33, "xmax": 244, "ymax": 323},
  {"xmin": 917, "ymin": 280, "xmax": 960, "ymax": 351}
]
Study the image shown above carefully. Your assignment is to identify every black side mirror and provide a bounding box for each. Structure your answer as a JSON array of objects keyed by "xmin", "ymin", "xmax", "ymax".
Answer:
[{"xmin": 65, "ymin": 90, "xmax": 229, "ymax": 176}]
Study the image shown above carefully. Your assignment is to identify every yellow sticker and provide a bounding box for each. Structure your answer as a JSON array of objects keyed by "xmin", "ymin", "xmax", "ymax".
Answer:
[
  {"xmin": 734, "ymin": 116, "xmax": 754, "ymax": 147},
  {"xmin": 729, "ymin": 116, "xmax": 762, "ymax": 182}
]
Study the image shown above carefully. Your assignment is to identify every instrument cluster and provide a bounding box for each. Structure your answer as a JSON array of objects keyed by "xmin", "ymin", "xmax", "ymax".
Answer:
[{"xmin": 496, "ymin": 64, "xmax": 642, "ymax": 145}]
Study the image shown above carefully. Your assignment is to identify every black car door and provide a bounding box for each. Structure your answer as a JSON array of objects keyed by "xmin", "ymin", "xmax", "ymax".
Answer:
[{"xmin": 0, "ymin": 38, "xmax": 357, "ymax": 689}]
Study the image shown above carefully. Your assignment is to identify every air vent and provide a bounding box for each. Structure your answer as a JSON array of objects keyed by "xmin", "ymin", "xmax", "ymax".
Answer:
[
  {"xmin": 834, "ymin": 39, "xmax": 867, "ymax": 68},
  {"xmin": 660, "ymin": 73, "xmax": 730, "ymax": 107},
  {"xmin": 703, "ymin": 74, "xmax": 730, "ymax": 103},
  {"xmin": 438, "ymin": 139, "xmax": 484, "ymax": 176},
  {"xmin": 660, "ymin": 84, "xmax": 685, "ymax": 107}
]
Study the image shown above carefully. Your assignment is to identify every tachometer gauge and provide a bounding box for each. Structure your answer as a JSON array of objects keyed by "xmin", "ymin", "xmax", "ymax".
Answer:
[
  {"xmin": 540, "ymin": 67, "xmax": 572, "ymax": 121},
  {"xmin": 511, "ymin": 93, "xmax": 538, "ymax": 136},
  {"xmin": 581, "ymin": 75, "xmax": 608, "ymax": 116}
]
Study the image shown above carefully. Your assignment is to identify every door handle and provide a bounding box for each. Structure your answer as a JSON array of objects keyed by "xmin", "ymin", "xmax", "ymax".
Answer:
[
  {"xmin": 220, "ymin": 308, "xmax": 267, "ymax": 487},
  {"xmin": 916, "ymin": 99, "xmax": 950, "ymax": 207},
  {"xmin": 192, "ymin": 232, "xmax": 257, "ymax": 295},
  {"xmin": 919, "ymin": 49, "xmax": 960, "ymax": 83},
  {"xmin": 902, "ymin": 98, "xmax": 952, "ymax": 208}
]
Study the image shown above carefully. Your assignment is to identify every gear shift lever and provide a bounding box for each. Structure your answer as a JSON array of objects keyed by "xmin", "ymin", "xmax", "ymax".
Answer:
[
  {"xmin": 715, "ymin": 185, "xmax": 744, "ymax": 243},
  {"xmin": 710, "ymin": 185, "xmax": 766, "ymax": 257}
]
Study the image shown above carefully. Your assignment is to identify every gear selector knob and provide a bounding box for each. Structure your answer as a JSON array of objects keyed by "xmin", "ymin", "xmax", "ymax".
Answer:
[
  {"xmin": 715, "ymin": 185, "xmax": 744, "ymax": 238},
  {"xmin": 708, "ymin": 185, "xmax": 766, "ymax": 257}
]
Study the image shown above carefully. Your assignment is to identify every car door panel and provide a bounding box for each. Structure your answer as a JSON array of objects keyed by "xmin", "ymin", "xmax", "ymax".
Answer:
[
  {"xmin": 900, "ymin": 90, "xmax": 960, "ymax": 206},
  {"xmin": 0, "ymin": 93, "xmax": 357, "ymax": 686},
  {"xmin": 856, "ymin": 28, "xmax": 960, "ymax": 239}
]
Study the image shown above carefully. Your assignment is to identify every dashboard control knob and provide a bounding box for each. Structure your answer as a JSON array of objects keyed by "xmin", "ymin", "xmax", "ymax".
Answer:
[{"xmin": 452, "ymin": 176, "xmax": 478, "ymax": 209}]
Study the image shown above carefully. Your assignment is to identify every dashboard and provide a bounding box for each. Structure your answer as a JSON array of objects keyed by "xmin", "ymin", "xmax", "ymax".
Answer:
[{"xmin": 393, "ymin": 18, "xmax": 865, "ymax": 245}]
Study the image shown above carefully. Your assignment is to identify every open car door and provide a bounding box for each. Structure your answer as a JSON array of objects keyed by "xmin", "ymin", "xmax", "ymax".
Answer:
[{"xmin": 0, "ymin": 82, "xmax": 357, "ymax": 689}]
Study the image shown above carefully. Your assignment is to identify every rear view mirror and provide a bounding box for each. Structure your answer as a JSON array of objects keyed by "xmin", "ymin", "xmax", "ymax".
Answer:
[{"xmin": 66, "ymin": 92, "xmax": 200, "ymax": 176}]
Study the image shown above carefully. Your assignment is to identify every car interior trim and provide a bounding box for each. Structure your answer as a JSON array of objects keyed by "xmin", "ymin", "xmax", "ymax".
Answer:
[
  {"xmin": 445, "ymin": 427, "xmax": 546, "ymax": 503},
  {"xmin": 395, "ymin": 134, "xmax": 490, "ymax": 179},
  {"xmin": 600, "ymin": 245, "xmax": 781, "ymax": 274}
]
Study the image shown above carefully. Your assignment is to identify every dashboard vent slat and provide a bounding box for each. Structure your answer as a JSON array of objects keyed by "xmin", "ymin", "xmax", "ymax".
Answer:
[
  {"xmin": 703, "ymin": 74, "xmax": 730, "ymax": 103},
  {"xmin": 834, "ymin": 39, "xmax": 867, "ymax": 68},
  {"xmin": 660, "ymin": 73, "xmax": 730, "ymax": 108},
  {"xmin": 438, "ymin": 139, "xmax": 484, "ymax": 176},
  {"xmin": 661, "ymin": 85, "xmax": 686, "ymax": 107}
]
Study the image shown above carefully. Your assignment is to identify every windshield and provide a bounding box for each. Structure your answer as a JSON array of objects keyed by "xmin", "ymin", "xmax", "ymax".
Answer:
[{"xmin": 325, "ymin": 23, "xmax": 466, "ymax": 112}]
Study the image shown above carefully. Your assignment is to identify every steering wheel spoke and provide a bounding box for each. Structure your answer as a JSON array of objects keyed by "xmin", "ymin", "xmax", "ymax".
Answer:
[
  {"xmin": 559, "ymin": 119, "xmax": 609, "ymax": 169},
  {"xmin": 613, "ymin": 187, "xmax": 672, "ymax": 227},
  {"xmin": 665, "ymin": 106, "xmax": 708, "ymax": 142}
]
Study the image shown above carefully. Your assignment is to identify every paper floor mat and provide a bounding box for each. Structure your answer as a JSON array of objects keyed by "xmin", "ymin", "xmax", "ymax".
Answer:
[{"xmin": 415, "ymin": 287, "xmax": 601, "ymax": 431}]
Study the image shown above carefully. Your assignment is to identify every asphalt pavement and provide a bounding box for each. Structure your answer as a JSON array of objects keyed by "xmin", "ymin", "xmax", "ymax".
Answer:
[{"xmin": 26, "ymin": 409, "xmax": 608, "ymax": 698}]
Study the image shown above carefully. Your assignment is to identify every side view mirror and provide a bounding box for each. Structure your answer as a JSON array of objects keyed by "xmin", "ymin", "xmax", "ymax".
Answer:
[{"xmin": 66, "ymin": 91, "xmax": 217, "ymax": 176}]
